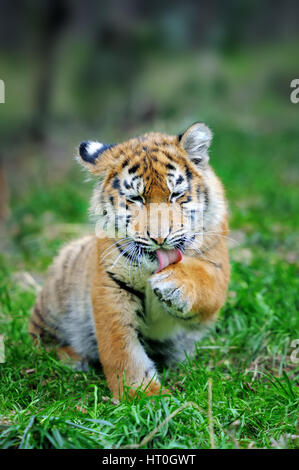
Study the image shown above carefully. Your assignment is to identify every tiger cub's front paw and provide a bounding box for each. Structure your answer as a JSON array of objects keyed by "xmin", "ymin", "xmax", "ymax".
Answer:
[{"xmin": 150, "ymin": 270, "xmax": 193, "ymax": 317}]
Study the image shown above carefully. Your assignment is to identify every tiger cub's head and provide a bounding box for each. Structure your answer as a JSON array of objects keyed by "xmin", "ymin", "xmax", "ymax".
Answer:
[{"xmin": 77, "ymin": 123, "xmax": 226, "ymax": 268}]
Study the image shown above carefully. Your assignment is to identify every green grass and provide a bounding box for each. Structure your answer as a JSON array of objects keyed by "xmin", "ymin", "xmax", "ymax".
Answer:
[
  {"xmin": 1, "ymin": 43, "xmax": 299, "ymax": 449},
  {"xmin": 0, "ymin": 253, "xmax": 298, "ymax": 448},
  {"xmin": 1, "ymin": 122, "xmax": 298, "ymax": 449}
]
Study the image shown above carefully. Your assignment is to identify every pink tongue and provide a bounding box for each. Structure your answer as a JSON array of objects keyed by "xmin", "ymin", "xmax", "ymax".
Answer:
[{"xmin": 155, "ymin": 249, "xmax": 182, "ymax": 273}]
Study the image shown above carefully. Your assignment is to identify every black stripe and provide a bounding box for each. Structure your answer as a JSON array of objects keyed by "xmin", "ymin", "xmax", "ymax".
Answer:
[
  {"xmin": 166, "ymin": 163, "xmax": 176, "ymax": 171},
  {"xmin": 30, "ymin": 319, "xmax": 44, "ymax": 332},
  {"xmin": 112, "ymin": 177, "xmax": 124, "ymax": 196},
  {"xmin": 33, "ymin": 306, "xmax": 46, "ymax": 325},
  {"xmin": 162, "ymin": 150, "xmax": 175, "ymax": 161},
  {"xmin": 30, "ymin": 319, "xmax": 57, "ymax": 341},
  {"xmin": 29, "ymin": 331, "xmax": 39, "ymax": 340},
  {"xmin": 106, "ymin": 271, "xmax": 145, "ymax": 304},
  {"xmin": 112, "ymin": 177, "xmax": 120, "ymax": 190},
  {"xmin": 34, "ymin": 306, "xmax": 59, "ymax": 333},
  {"xmin": 116, "ymin": 242, "xmax": 138, "ymax": 264},
  {"xmin": 185, "ymin": 166, "xmax": 193, "ymax": 182},
  {"xmin": 180, "ymin": 195, "xmax": 192, "ymax": 205}
]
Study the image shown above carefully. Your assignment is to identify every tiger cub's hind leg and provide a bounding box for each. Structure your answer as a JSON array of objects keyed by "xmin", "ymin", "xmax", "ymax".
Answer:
[
  {"xmin": 28, "ymin": 301, "xmax": 58, "ymax": 347},
  {"xmin": 29, "ymin": 302, "xmax": 90, "ymax": 371}
]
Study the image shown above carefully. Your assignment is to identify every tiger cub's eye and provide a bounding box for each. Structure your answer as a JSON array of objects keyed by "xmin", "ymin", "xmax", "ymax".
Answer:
[{"xmin": 170, "ymin": 191, "xmax": 185, "ymax": 202}]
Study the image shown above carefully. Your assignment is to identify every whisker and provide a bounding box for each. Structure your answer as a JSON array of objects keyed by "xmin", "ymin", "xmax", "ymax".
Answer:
[
  {"xmin": 186, "ymin": 243, "xmax": 222, "ymax": 268},
  {"xmin": 100, "ymin": 237, "xmax": 131, "ymax": 258},
  {"xmin": 137, "ymin": 246, "xmax": 142, "ymax": 276},
  {"xmin": 111, "ymin": 242, "xmax": 135, "ymax": 269},
  {"xmin": 128, "ymin": 245, "xmax": 138, "ymax": 284},
  {"xmin": 192, "ymin": 231, "xmax": 239, "ymax": 245}
]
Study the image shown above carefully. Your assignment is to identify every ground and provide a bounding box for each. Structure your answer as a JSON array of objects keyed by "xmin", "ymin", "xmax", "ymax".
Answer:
[{"xmin": 0, "ymin": 43, "xmax": 298, "ymax": 449}]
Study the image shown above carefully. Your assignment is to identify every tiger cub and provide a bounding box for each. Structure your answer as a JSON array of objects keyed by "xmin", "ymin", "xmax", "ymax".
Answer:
[{"xmin": 29, "ymin": 122, "xmax": 230, "ymax": 398}]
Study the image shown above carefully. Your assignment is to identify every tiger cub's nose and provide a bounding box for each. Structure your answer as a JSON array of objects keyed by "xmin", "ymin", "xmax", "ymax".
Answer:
[{"xmin": 149, "ymin": 236, "xmax": 167, "ymax": 246}]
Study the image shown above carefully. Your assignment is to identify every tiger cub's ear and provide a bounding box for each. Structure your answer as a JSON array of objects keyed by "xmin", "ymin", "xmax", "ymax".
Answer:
[
  {"xmin": 77, "ymin": 141, "xmax": 115, "ymax": 171},
  {"xmin": 179, "ymin": 122, "xmax": 212, "ymax": 168}
]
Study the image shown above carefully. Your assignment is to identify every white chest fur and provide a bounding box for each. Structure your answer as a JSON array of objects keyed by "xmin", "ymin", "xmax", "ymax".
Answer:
[
  {"xmin": 139, "ymin": 284, "xmax": 185, "ymax": 340},
  {"xmin": 114, "ymin": 256, "xmax": 204, "ymax": 344}
]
